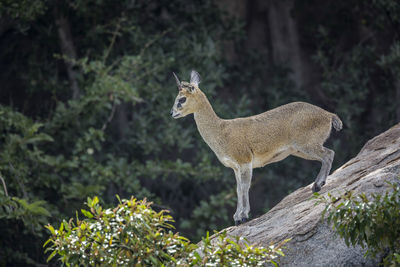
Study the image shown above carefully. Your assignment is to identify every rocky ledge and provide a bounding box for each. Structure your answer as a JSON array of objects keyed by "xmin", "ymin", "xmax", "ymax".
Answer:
[{"xmin": 221, "ymin": 123, "xmax": 400, "ymax": 266}]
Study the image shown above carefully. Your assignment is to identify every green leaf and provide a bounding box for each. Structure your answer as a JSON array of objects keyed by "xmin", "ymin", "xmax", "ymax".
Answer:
[
  {"xmin": 92, "ymin": 196, "xmax": 99, "ymax": 206},
  {"xmin": 45, "ymin": 225, "xmax": 56, "ymax": 235},
  {"xmin": 25, "ymin": 133, "xmax": 54, "ymax": 144},
  {"xmin": 43, "ymin": 238, "xmax": 52, "ymax": 248},
  {"xmin": 81, "ymin": 209, "xmax": 93, "ymax": 218},
  {"xmin": 47, "ymin": 250, "xmax": 57, "ymax": 262}
]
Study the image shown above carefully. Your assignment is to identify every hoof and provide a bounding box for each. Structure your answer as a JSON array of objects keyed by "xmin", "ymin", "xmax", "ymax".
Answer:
[
  {"xmin": 234, "ymin": 217, "xmax": 248, "ymax": 226},
  {"xmin": 312, "ymin": 181, "xmax": 325, "ymax": 193},
  {"xmin": 312, "ymin": 183, "xmax": 321, "ymax": 193}
]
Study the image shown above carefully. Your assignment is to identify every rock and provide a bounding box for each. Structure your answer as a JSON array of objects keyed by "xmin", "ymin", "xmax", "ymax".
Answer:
[{"xmin": 220, "ymin": 123, "xmax": 400, "ymax": 266}]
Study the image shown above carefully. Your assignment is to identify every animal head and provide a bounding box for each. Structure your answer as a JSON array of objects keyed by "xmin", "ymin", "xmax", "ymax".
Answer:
[{"xmin": 170, "ymin": 70, "xmax": 202, "ymax": 119}]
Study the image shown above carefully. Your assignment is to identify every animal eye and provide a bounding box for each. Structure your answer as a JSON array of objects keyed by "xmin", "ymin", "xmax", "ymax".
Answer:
[{"xmin": 179, "ymin": 97, "xmax": 186, "ymax": 104}]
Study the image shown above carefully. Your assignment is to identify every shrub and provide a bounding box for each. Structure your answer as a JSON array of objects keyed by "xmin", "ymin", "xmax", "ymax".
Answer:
[
  {"xmin": 44, "ymin": 196, "xmax": 287, "ymax": 266},
  {"xmin": 186, "ymin": 232, "xmax": 286, "ymax": 267},
  {"xmin": 318, "ymin": 180, "xmax": 400, "ymax": 266}
]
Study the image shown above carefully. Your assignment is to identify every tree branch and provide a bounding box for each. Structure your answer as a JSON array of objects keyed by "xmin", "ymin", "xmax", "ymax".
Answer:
[
  {"xmin": 101, "ymin": 98, "xmax": 117, "ymax": 131},
  {"xmin": 0, "ymin": 172, "xmax": 8, "ymax": 196},
  {"xmin": 103, "ymin": 22, "xmax": 121, "ymax": 62}
]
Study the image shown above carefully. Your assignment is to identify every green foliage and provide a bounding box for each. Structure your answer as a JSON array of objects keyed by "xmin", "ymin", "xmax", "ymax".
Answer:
[
  {"xmin": 45, "ymin": 196, "xmax": 287, "ymax": 266},
  {"xmin": 0, "ymin": 192, "xmax": 50, "ymax": 234},
  {"xmin": 0, "ymin": 185, "xmax": 52, "ymax": 265},
  {"xmin": 45, "ymin": 196, "xmax": 190, "ymax": 266},
  {"xmin": 0, "ymin": 0, "xmax": 47, "ymax": 21},
  {"xmin": 190, "ymin": 232, "xmax": 287, "ymax": 267},
  {"xmin": 318, "ymin": 181, "xmax": 400, "ymax": 266},
  {"xmin": 0, "ymin": 1, "xmax": 245, "ymax": 264}
]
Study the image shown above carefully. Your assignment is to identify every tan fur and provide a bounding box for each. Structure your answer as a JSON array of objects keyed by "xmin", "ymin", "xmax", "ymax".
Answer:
[{"xmin": 170, "ymin": 71, "xmax": 342, "ymax": 224}]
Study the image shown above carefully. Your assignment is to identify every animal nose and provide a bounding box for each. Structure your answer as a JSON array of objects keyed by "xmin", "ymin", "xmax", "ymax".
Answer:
[{"xmin": 170, "ymin": 108, "xmax": 173, "ymax": 116}]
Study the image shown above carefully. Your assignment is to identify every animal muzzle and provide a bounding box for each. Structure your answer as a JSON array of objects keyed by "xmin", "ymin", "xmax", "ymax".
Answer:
[{"xmin": 170, "ymin": 108, "xmax": 181, "ymax": 118}]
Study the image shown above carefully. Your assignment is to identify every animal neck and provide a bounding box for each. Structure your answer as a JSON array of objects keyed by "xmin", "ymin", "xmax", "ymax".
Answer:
[
  {"xmin": 193, "ymin": 91, "xmax": 222, "ymax": 142},
  {"xmin": 194, "ymin": 91, "xmax": 220, "ymax": 125}
]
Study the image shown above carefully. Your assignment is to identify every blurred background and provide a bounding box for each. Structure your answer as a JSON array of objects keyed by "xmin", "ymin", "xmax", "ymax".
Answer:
[{"xmin": 0, "ymin": 0, "xmax": 399, "ymax": 265}]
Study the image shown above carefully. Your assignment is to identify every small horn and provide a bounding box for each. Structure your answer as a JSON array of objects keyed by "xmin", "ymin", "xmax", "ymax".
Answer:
[{"xmin": 172, "ymin": 72, "xmax": 181, "ymax": 90}]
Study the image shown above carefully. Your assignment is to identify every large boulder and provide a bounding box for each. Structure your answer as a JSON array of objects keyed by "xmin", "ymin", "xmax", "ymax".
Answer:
[{"xmin": 221, "ymin": 123, "xmax": 400, "ymax": 266}]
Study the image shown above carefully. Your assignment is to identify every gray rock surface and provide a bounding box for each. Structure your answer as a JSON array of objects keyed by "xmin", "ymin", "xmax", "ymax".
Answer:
[{"xmin": 220, "ymin": 123, "xmax": 400, "ymax": 266}]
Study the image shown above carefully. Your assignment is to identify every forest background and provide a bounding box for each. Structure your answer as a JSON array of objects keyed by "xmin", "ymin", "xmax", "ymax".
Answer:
[{"xmin": 0, "ymin": 0, "xmax": 399, "ymax": 265}]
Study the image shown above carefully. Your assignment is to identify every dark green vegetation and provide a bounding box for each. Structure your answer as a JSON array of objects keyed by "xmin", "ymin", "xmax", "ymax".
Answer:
[
  {"xmin": 0, "ymin": 0, "xmax": 399, "ymax": 265},
  {"xmin": 45, "ymin": 196, "xmax": 286, "ymax": 266},
  {"xmin": 320, "ymin": 181, "xmax": 400, "ymax": 266}
]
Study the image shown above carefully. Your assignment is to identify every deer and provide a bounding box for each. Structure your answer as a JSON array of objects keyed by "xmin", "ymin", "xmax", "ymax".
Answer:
[{"xmin": 170, "ymin": 70, "xmax": 342, "ymax": 225}]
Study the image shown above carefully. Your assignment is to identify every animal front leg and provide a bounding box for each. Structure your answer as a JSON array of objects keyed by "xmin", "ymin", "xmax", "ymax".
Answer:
[
  {"xmin": 233, "ymin": 169, "xmax": 244, "ymax": 225},
  {"xmin": 233, "ymin": 163, "xmax": 252, "ymax": 226},
  {"xmin": 239, "ymin": 163, "xmax": 252, "ymax": 224}
]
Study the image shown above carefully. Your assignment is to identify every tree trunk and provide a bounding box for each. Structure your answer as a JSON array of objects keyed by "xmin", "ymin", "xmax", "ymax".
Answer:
[
  {"xmin": 217, "ymin": 0, "xmax": 312, "ymax": 90},
  {"xmin": 215, "ymin": 0, "xmax": 248, "ymax": 63},
  {"xmin": 396, "ymin": 77, "xmax": 400, "ymax": 122},
  {"xmin": 267, "ymin": 0, "xmax": 304, "ymax": 88},
  {"xmin": 55, "ymin": 13, "xmax": 80, "ymax": 99}
]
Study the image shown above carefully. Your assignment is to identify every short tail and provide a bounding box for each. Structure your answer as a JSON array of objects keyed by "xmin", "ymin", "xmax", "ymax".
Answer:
[{"xmin": 332, "ymin": 114, "xmax": 343, "ymax": 131}]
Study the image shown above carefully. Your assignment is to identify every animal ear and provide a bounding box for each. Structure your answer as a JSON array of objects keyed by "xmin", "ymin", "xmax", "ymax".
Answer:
[
  {"xmin": 173, "ymin": 72, "xmax": 181, "ymax": 90},
  {"xmin": 190, "ymin": 70, "xmax": 201, "ymax": 87}
]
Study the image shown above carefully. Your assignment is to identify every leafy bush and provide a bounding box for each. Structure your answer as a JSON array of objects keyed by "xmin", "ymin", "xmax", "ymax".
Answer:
[
  {"xmin": 45, "ymin": 196, "xmax": 287, "ymax": 266},
  {"xmin": 318, "ymin": 181, "xmax": 400, "ymax": 266},
  {"xmin": 189, "ymin": 232, "xmax": 286, "ymax": 267}
]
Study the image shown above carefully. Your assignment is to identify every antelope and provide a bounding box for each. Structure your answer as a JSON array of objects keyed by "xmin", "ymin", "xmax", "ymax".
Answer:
[{"xmin": 170, "ymin": 70, "xmax": 342, "ymax": 225}]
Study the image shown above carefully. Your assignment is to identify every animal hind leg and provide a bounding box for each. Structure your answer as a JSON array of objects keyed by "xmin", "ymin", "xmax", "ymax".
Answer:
[
  {"xmin": 293, "ymin": 146, "xmax": 334, "ymax": 192},
  {"xmin": 317, "ymin": 147, "xmax": 334, "ymax": 189}
]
